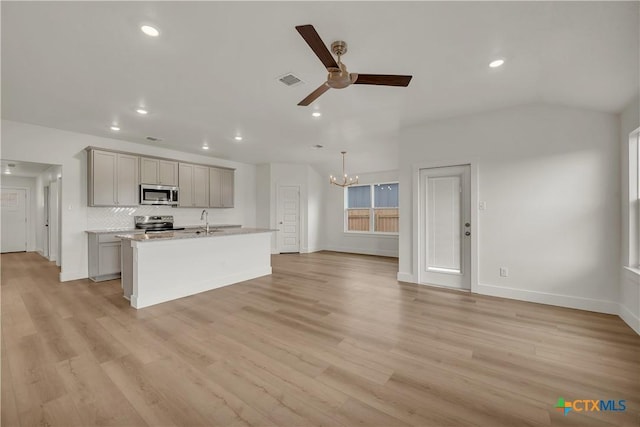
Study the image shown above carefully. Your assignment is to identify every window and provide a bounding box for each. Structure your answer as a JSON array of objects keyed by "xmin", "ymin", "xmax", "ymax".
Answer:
[{"xmin": 345, "ymin": 183, "xmax": 399, "ymax": 233}]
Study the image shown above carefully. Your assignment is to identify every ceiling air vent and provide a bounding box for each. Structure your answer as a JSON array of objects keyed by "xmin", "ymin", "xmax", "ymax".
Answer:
[
  {"xmin": 146, "ymin": 136, "xmax": 162, "ymax": 142},
  {"xmin": 278, "ymin": 73, "xmax": 303, "ymax": 87}
]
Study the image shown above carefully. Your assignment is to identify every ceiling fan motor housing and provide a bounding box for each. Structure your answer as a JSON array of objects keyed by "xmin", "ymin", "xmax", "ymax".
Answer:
[{"xmin": 327, "ymin": 63, "xmax": 353, "ymax": 89}]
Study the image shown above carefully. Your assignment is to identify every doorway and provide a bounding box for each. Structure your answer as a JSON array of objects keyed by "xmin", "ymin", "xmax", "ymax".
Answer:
[
  {"xmin": 419, "ymin": 165, "xmax": 471, "ymax": 290},
  {"xmin": 276, "ymin": 185, "xmax": 300, "ymax": 253},
  {"xmin": 1, "ymin": 188, "xmax": 28, "ymax": 253}
]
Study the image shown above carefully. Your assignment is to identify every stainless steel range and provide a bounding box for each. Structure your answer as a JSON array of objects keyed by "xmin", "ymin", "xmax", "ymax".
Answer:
[{"xmin": 135, "ymin": 215, "xmax": 185, "ymax": 233}]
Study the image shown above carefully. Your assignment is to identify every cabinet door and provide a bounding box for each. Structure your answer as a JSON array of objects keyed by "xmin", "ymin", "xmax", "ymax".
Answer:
[
  {"xmin": 209, "ymin": 167, "xmax": 222, "ymax": 208},
  {"xmin": 91, "ymin": 150, "xmax": 117, "ymax": 206},
  {"xmin": 117, "ymin": 154, "xmax": 139, "ymax": 206},
  {"xmin": 140, "ymin": 158, "xmax": 159, "ymax": 184},
  {"xmin": 159, "ymin": 161, "xmax": 178, "ymax": 186},
  {"xmin": 221, "ymin": 169, "xmax": 234, "ymax": 208},
  {"xmin": 193, "ymin": 165, "xmax": 210, "ymax": 207},
  {"xmin": 98, "ymin": 242, "xmax": 121, "ymax": 275},
  {"xmin": 178, "ymin": 163, "xmax": 194, "ymax": 207}
]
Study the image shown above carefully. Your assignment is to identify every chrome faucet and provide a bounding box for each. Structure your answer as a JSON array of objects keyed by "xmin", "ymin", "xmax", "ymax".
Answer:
[{"xmin": 200, "ymin": 209, "xmax": 209, "ymax": 233}]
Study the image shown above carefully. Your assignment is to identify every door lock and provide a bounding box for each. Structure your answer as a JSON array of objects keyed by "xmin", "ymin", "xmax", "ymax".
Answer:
[
  {"xmin": 465, "ymin": 222, "xmax": 471, "ymax": 227},
  {"xmin": 465, "ymin": 231, "xmax": 471, "ymax": 236}
]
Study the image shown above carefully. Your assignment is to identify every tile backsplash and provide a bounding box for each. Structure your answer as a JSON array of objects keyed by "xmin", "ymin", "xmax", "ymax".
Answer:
[{"xmin": 87, "ymin": 206, "xmax": 240, "ymax": 230}]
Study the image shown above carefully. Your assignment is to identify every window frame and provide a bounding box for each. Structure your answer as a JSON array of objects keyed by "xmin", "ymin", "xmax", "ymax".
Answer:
[{"xmin": 344, "ymin": 182, "xmax": 399, "ymax": 236}]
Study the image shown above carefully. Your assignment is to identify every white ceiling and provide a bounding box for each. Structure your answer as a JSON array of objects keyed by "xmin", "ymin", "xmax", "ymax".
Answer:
[
  {"xmin": 1, "ymin": 160, "xmax": 54, "ymax": 178},
  {"xmin": 2, "ymin": 1, "xmax": 638, "ymax": 173}
]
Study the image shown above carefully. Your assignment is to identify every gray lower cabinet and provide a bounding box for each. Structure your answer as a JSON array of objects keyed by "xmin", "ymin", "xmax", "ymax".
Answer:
[{"xmin": 88, "ymin": 232, "xmax": 142, "ymax": 281}]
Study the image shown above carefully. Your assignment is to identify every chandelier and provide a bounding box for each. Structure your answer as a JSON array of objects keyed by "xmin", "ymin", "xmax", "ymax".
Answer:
[{"xmin": 329, "ymin": 151, "xmax": 359, "ymax": 187}]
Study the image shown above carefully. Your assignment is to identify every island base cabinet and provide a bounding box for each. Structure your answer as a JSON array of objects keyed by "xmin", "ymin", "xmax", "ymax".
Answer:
[{"xmin": 123, "ymin": 232, "xmax": 272, "ymax": 309}]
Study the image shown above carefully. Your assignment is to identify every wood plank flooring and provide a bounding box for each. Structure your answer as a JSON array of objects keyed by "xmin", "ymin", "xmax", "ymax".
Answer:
[{"xmin": 1, "ymin": 251, "xmax": 639, "ymax": 426}]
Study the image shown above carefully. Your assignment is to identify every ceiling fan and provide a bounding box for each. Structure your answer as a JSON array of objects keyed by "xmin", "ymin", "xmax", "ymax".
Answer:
[{"xmin": 295, "ymin": 24, "xmax": 413, "ymax": 106}]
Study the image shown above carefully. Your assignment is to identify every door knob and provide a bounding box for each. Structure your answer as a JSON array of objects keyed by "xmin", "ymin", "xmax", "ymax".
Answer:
[
  {"xmin": 465, "ymin": 222, "xmax": 471, "ymax": 227},
  {"xmin": 465, "ymin": 231, "xmax": 471, "ymax": 236}
]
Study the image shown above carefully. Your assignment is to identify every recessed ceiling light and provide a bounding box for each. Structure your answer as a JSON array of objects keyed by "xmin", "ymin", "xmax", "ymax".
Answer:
[
  {"xmin": 141, "ymin": 25, "xmax": 160, "ymax": 37},
  {"xmin": 202, "ymin": 144, "xmax": 209, "ymax": 150},
  {"xmin": 4, "ymin": 170, "xmax": 11, "ymax": 175},
  {"xmin": 136, "ymin": 108, "xmax": 148, "ymax": 115},
  {"xmin": 312, "ymin": 111, "xmax": 322, "ymax": 118},
  {"xmin": 234, "ymin": 136, "xmax": 243, "ymax": 141},
  {"xmin": 489, "ymin": 59, "xmax": 505, "ymax": 68},
  {"xmin": 110, "ymin": 125, "xmax": 120, "ymax": 131}
]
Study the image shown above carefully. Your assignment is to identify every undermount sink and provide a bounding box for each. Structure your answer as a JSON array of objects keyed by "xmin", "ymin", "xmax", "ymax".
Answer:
[{"xmin": 181, "ymin": 229, "xmax": 223, "ymax": 235}]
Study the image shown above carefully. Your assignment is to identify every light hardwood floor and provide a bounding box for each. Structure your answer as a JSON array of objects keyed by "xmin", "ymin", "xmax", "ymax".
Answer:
[{"xmin": 1, "ymin": 251, "xmax": 638, "ymax": 427}]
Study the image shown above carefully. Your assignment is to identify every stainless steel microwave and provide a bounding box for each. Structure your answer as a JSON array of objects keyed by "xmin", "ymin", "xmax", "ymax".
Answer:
[{"xmin": 139, "ymin": 184, "xmax": 179, "ymax": 206}]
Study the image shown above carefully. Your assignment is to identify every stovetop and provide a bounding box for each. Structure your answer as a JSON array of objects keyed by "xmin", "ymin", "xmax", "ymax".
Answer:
[{"xmin": 135, "ymin": 215, "xmax": 184, "ymax": 233}]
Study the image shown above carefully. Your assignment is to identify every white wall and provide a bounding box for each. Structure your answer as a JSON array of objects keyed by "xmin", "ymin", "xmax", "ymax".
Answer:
[
  {"xmin": 1, "ymin": 119, "xmax": 257, "ymax": 281},
  {"xmin": 255, "ymin": 163, "xmax": 324, "ymax": 254},
  {"xmin": 619, "ymin": 95, "xmax": 640, "ymax": 333},
  {"xmin": 34, "ymin": 165, "xmax": 63, "ymax": 256},
  {"xmin": 399, "ymin": 103, "xmax": 621, "ymax": 314},
  {"xmin": 323, "ymin": 170, "xmax": 399, "ymax": 257},
  {"xmin": 307, "ymin": 166, "xmax": 324, "ymax": 253},
  {"xmin": 0, "ymin": 175, "xmax": 37, "ymax": 251}
]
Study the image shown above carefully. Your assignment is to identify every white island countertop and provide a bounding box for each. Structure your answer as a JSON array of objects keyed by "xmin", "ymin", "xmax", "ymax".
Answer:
[{"xmin": 116, "ymin": 227, "xmax": 275, "ymax": 242}]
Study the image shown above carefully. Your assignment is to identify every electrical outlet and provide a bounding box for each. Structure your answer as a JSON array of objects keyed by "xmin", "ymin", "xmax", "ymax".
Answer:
[{"xmin": 499, "ymin": 267, "xmax": 508, "ymax": 277}]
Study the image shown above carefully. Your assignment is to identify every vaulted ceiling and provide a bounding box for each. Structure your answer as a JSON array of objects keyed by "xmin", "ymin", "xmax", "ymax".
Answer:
[{"xmin": 2, "ymin": 1, "xmax": 638, "ymax": 173}]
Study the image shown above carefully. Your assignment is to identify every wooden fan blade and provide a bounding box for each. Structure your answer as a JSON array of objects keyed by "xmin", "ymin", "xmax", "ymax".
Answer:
[
  {"xmin": 352, "ymin": 74, "xmax": 413, "ymax": 87},
  {"xmin": 298, "ymin": 83, "xmax": 330, "ymax": 106},
  {"xmin": 295, "ymin": 25, "xmax": 339, "ymax": 70}
]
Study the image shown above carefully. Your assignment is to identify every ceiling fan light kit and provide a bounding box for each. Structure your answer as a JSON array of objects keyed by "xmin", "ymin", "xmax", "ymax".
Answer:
[
  {"xmin": 295, "ymin": 25, "xmax": 413, "ymax": 106},
  {"xmin": 330, "ymin": 151, "xmax": 359, "ymax": 188}
]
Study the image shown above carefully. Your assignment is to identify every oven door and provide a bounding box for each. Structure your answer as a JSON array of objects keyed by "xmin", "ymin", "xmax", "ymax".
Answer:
[{"xmin": 140, "ymin": 185, "xmax": 178, "ymax": 205}]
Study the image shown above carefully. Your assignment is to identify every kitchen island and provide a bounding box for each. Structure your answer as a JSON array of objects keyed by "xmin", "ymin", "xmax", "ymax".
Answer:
[{"xmin": 117, "ymin": 228, "xmax": 275, "ymax": 309}]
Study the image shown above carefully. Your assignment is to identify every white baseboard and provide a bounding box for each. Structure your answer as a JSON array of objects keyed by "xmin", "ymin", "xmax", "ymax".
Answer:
[
  {"xmin": 322, "ymin": 245, "xmax": 399, "ymax": 258},
  {"xmin": 60, "ymin": 270, "xmax": 87, "ymax": 282},
  {"xmin": 476, "ymin": 282, "xmax": 619, "ymax": 315},
  {"xmin": 619, "ymin": 303, "xmax": 640, "ymax": 335},
  {"xmin": 396, "ymin": 272, "xmax": 415, "ymax": 283},
  {"xmin": 302, "ymin": 246, "xmax": 322, "ymax": 254}
]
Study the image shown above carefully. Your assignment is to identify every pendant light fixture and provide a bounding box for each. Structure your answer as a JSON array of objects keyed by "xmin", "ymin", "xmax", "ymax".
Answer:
[{"xmin": 329, "ymin": 151, "xmax": 359, "ymax": 187}]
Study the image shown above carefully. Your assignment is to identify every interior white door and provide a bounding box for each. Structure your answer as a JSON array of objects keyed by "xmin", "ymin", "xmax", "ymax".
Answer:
[
  {"xmin": 1, "ymin": 188, "xmax": 27, "ymax": 253},
  {"xmin": 43, "ymin": 186, "xmax": 49, "ymax": 258},
  {"xmin": 419, "ymin": 165, "xmax": 471, "ymax": 289},
  {"xmin": 277, "ymin": 185, "xmax": 300, "ymax": 253}
]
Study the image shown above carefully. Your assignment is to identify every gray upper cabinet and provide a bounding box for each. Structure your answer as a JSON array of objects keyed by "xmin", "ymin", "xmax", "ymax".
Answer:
[
  {"xmin": 88, "ymin": 149, "xmax": 139, "ymax": 206},
  {"xmin": 209, "ymin": 167, "xmax": 234, "ymax": 208},
  {"xmin": 178, "ymin": 163, "xmax": 193, "ymax": 207},
  {"xmin": 179, "ymin": 163, "xmax": 209, "ymax": 207},
  {"xmin": 193, "ymin": 165, "xmax": 209, "ymax": 207},
  {"xmin": 159, "ymin": 160, "xmax": 179, "ymax": 186},
  {"xmin": 140, "ymin": 157, "xmax": 178, "ymax": 186}
]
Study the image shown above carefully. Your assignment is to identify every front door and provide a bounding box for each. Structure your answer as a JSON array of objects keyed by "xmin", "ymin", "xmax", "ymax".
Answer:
[
  {"xmin": 277, "ymin": 185, "xmax": 300, "ymax": 253},
  {"xmin": 1, "ymin": 188, "xmax": 27, "ymax": 253},
  {"xmin": 419, "ymin": 165, "xmax": 471, "ymax": 289}
]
